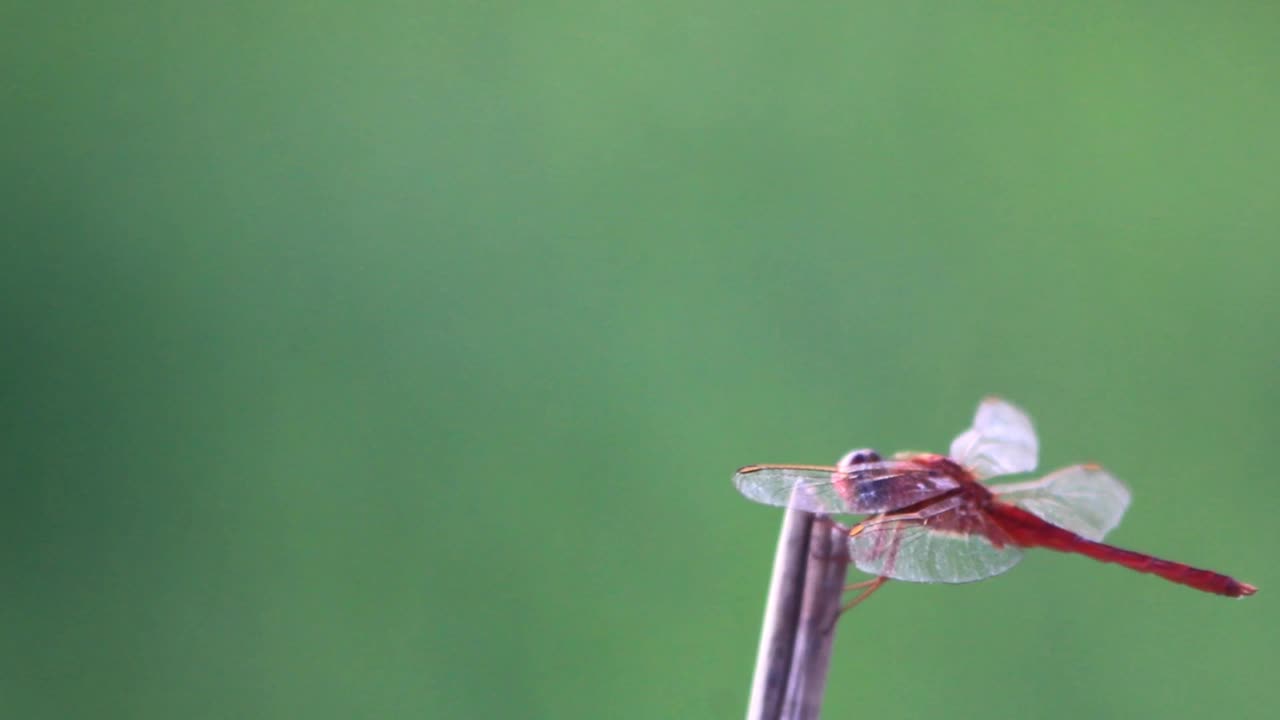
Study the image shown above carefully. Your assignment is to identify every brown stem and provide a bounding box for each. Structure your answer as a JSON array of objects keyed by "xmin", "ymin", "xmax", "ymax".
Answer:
[{"xmin": 746, "ymin": 510, "xmax": 850, "ymax": 720}]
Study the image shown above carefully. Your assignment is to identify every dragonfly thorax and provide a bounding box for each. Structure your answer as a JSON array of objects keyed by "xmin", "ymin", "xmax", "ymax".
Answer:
[{"xmin": 908, "ymin": 453, "xmax": 976, "ymax": 481}]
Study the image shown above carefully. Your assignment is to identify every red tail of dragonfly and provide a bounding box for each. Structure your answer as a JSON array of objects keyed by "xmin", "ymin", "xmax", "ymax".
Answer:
[{"xmin": 734, "ymin": 398, "xmax": 1255, "ymax": 602}]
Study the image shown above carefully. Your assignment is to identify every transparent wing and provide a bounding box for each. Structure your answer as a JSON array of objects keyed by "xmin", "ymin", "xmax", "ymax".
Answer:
[
  {"xmin": 949, "ymin": 396, "xmax": 1039, "ymax": 478},
  {"xmin": 733, "ymin": 461, "xmax": 961, "ymax": 515},
  {"xmin": 849, "ymin": 497, "xmax": 1024, "ymax": 583},
  {"xmin": 990, "ymin": 464, "xmax": 1130, "ymax": 542}
]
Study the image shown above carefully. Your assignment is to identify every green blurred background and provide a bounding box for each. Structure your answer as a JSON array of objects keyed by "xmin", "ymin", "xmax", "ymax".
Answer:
[{"xmin": 3, "ymin": 2, "xmax": 1277, "ymax": 718}]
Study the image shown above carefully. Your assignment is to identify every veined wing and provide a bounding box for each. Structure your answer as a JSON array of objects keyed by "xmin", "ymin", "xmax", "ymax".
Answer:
[
  {"xmin": 733, "ymin": 461, "xmax": 961, "ymax": 515},
  {"xmin": 949, "ymin": 396, "xmax": 1039, "ymax": 478},
  {"xmin": 990, "ymin": 464, "xmax": 1130, "ymax": 541},
  {"xmin": 848, "ymin": 496, "xmax": 1024, "ymax": 583}
]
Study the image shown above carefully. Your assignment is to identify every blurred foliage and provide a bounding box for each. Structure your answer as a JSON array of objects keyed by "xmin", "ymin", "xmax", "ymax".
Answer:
[{"xmin": 3, "ymin": 2, "xmax": 1277, "ymax": 718}]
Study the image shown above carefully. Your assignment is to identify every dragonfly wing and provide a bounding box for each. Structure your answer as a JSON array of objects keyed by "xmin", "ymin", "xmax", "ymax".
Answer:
[
  {"xmin": 990, "ymin": 464, "xmax": 1130, "ymax": 541},
  {"xmin": 734, "ymin": 461, "xmax": 961, "ymax": 515},
  {"xmin": 849, "ymin": 499, "xmax": 1024, "ymax": 583},
  {"xmin": 733, "ymin": 465, "xmax": 855, "ymax": 514},
  {"xmin": 949, "ymin": 397, "xmax": 1039, "ymax": 478}
]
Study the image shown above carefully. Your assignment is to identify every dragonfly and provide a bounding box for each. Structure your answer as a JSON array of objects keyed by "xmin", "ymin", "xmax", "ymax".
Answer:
[{"xmin": 734, "ymin": 397, "xmax": 1255, "ymax": 607}]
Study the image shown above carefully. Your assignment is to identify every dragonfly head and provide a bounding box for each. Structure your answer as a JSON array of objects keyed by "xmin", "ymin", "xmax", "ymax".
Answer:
[{"xmin": 837, "ymin": 448, "xmax": 882, "ymax": 473}]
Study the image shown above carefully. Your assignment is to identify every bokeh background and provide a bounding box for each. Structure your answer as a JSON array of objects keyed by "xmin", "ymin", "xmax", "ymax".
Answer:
[{"xmin": 4, "ymin": 3, "xmax": 1277, "ymax": 718}]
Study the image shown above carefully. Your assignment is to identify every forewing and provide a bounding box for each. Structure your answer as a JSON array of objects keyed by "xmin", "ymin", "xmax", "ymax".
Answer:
[
  {"xmin": 949, "ymin": 397, "xmax": 1039, "ymax": 478},
  {"xmin": 849, "ymin": 499, "xmax": 1024, "ymax": 583},
  {"xmin": 991, "ymin": 464, "xmax": 1130, "ymax": 541},
  {"xmin": 733, "ymin": 461, "xmax": 960, "ymax": 515}
]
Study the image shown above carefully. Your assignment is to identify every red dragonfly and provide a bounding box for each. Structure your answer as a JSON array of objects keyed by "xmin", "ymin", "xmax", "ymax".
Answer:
[{"xmin": 734, "ymin": 397, "xmax": 1255, "ymax": 606}]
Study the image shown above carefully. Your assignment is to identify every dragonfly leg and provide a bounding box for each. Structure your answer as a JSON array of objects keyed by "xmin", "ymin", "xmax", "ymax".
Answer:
[
  {"xmin": 839, "ymin": 576, "xmax": 889, "ymax": 614},
  {"xmin": 850, "ymin": 510, "xmax": 931, "ymax": 535},
  {"xmin": 843, "ymin": 577, "xmax": 881, "ymax": 592}
]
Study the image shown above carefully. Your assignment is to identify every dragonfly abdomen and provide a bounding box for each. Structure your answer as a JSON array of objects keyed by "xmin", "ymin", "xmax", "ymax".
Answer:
[{"xmin": 988, "ymin": 502, "xmax": 1256, "ymax": 598}]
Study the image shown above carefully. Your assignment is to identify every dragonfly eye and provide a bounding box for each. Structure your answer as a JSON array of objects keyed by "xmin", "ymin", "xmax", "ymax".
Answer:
[{"xmin": 838, "ymin": 448, "xmax": 882, "ymax": 471}]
